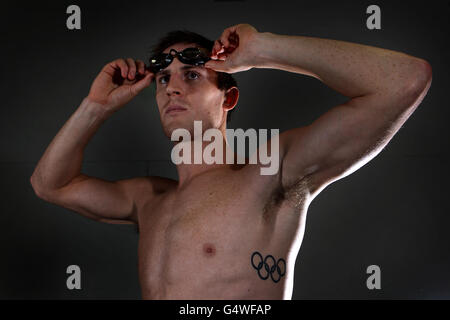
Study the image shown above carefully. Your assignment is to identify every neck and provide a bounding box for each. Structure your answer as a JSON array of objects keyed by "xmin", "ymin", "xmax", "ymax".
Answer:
[{"xmin": 173, "ymin": 125, "xmax": 240, "ymax": 187}]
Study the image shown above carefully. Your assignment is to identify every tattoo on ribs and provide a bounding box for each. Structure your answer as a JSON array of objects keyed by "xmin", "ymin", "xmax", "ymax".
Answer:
[{"xmin": 251, "ymin": 251, "xmax": 286, "ymax": 283}]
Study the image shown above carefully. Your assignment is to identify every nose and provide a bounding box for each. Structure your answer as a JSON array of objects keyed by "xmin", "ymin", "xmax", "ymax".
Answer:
[{"xmin": 166, "ymin": 71, "xmax": 185, "ymax": 97}]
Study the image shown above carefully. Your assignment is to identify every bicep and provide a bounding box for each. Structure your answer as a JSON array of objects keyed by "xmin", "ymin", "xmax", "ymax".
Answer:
[
  {"xmin": 281, "ymin": 90, "xmax": 421, "ymax": 196},
  {"xmin": 46, "ymin": 174, "xmax": 145, "ymax": 224}
]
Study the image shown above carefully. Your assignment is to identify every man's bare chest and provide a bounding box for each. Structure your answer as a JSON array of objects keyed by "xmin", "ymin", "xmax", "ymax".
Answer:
[
  {"xmin": 138, "ymin": 176, "xmax": 270, "ymax": 254},
  {"xmin": 136, "ymin": 170, "xmax": 309, "ymax": 281}
]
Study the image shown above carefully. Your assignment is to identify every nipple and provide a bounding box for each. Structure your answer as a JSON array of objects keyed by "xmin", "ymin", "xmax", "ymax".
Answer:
[{"xmin": 203, "ymin": 243, "xmax": 216, "ymax": 257}]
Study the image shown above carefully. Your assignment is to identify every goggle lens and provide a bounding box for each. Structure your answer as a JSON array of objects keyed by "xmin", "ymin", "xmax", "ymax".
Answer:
[{"xmin": 148, "ymin": 47, "xmax": 210, "ymax": 73}]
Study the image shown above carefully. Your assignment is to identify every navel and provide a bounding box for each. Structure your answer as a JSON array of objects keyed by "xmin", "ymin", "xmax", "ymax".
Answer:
[{"xmin": 203, "ymin": 243, "xmax": 216, "ymax": 257}]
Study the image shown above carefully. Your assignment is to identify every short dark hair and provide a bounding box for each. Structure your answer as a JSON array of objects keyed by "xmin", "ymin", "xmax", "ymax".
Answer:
[{"xmin": 149, "ymin": 30, "xmax": 238, "ymax": 123}]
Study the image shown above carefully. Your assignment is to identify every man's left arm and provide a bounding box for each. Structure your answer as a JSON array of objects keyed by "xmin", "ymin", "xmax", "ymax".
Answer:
[{"xmin": 250, "ymin": 31, "xmax": 432, "ymax": 197}]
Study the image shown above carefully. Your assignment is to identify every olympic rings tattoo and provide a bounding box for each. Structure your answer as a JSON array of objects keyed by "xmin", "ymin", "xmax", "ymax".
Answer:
[{"xmin": 251, "ymin": 251, "xmax": 286, "ymax": 283}]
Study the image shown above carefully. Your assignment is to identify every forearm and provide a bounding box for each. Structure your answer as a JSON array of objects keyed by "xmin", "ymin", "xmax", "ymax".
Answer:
[
  {"xmin": 252, "ymin": 32, "xmax": 429, "ymax": 98},
  {"xmin": 31, "ymin": 98, "xmax": 111, "ymax": 193}
]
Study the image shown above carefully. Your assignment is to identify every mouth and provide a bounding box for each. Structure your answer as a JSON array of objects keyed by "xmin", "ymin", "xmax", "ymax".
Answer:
[{"xmin": 165, "ymin": 105, "xmax": 187, "ymax": 115}]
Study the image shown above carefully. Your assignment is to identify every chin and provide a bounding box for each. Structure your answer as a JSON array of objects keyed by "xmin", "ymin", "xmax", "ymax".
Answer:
[
  {"xmin": 162, "ymin": 114, "xmax": 218, "ymax": 138},
  {"xmin": 162, "ymin": 118, "xmax": 195, "ymax": 139}
]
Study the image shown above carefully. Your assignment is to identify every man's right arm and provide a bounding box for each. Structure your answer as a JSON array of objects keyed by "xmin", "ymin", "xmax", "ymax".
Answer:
[{"xmin": 30, "ymin": 58, "xmax": 154, "ymax": 224}]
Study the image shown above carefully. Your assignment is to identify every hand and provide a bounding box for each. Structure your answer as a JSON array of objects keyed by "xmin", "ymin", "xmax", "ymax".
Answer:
[
  {"xmin": 87, "ymin": 58, "xmax": 154, "ymax": 112},
  {"xmin": 205, "ymin": 23, "xmax": 260, "ymax": 74}
]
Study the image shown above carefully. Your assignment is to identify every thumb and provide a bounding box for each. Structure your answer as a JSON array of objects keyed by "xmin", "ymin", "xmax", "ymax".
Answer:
[
  {"xmin": 131, "ymin": 72, "xmax": 153, "ymax": 95},
  {"xmin": 205, "ymin": 59, "xmax": 227, "ymax": 72}
]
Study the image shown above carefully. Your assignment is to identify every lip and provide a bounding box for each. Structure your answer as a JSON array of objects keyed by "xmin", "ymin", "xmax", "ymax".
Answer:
[{"xmin": 165, "ymin": 105, "xmax": 187, "ymax": 114}]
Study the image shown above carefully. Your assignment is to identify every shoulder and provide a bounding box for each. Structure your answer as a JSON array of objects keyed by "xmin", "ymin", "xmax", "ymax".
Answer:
[
  {"xmin": 118, "ymin": 175, "xmax": 176, "ymax": 204},
  {"xmin": 131, "ymin": 175, "xmax": 176, "ymax": 194},
  {"xmin": 123, "ymin": 176, "xmax": 177, "ymax": 222}
]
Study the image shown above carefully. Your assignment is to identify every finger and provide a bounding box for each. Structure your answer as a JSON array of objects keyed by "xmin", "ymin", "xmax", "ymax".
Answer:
[
  {"xmin": 229, "ymin": 31, "xmax": 239, "ymax": 46},
  {"xmin": 221, "ymin": 26, "xmax": 240, "ymax": 49},
  {"xmin": 217, "ymin": 45, "xmax": 225, "ymax": 55},
  {"xmin": 126, "ymin": 58, "xmax": 137, "ymax": 80},
  {"xmin": 216, "ymin": 40, "xmax": 224, "ymax": 53},
  {"xmin": 212, "ymin": 40, "xmax": 222, "ymax": 58},
  {"xmin": 220, "ymin": 29, "xmax": 233, "ymax": 48},
  {"xmin": 131, "ymin": 72, "xmax": 154, "ymax": 95},
  {"xmin": 144, "ymin": 69, "xmax": 155, "ymax": 82},
  {"xmin": 135, "ymin": 68, "xmax": 154, "ymax": 82},
  {"xmin": 134, "ymin": 67, "xmax": 151, "ymax": 81},
  {"xmin": 217, "ymin": 52, "xmax": 227, "ymax": 60},
  {"xmin": 204, "ymin": 59, "xmax": 226, "ymax": 72},
  {"xmin": 136, "ymin": 60, "xmax": 145, "ymax": 74},
  {"xmin": 112, "ymin": 59, "xmax": 128, "ymax": 78}
]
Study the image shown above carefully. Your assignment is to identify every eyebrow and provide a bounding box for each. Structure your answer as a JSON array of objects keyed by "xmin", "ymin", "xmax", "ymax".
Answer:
[{"xmin": 156, "ymin": 65, "xmax": 204, "ymax": 77}]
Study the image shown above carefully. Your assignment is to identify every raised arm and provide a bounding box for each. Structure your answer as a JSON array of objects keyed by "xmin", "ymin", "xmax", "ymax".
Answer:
[
  {"xmin": 251, "ymin": 32, "xmax": 432, "ymax": 197},
  {"xmin": 206, "ymin": 24, "xmax": 432, "ymax": 199},
  {"xmin": 30, "ymin": 58, "xmax": 154, "ymax": 224}
]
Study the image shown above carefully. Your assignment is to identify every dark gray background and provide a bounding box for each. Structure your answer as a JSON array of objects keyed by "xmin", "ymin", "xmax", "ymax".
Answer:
[{"xmin": 1, "ymin": 0, "xmax": 448, "ymax": 299}]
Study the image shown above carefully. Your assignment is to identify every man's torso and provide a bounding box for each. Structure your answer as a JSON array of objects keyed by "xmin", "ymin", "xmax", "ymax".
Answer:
[{"xmin": 135, "ymin": 163, "xmax": 311, "ymax": 299}]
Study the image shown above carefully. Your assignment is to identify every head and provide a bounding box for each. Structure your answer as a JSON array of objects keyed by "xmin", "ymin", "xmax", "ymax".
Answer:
[{"xmin": 149, "ymin": 30, "xmax": 239, "ymax": 138}]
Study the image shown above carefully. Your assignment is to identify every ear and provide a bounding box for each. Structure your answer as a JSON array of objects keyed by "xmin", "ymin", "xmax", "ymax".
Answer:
[{"xmin": 222, "ymin": 87, "xmax": 239, "ymax": 112}]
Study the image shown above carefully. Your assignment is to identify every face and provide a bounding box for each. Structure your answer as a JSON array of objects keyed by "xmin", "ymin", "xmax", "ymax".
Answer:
[{"xmin": 154, "ymin": 42, "xmax": 230, "ymax": 138}]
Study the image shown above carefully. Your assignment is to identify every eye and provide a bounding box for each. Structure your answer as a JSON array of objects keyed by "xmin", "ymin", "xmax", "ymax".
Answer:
[
  {"xmin": 158, "ymin": 75, "xmax": 169, "ymax": 84},
  {"xmin": 186, "ymin": 71, "xmax": 199, "ymax": 80}
]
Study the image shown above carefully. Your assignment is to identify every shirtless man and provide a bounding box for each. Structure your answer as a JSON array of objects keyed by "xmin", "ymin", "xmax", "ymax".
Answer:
[{"xmin": 30, "ymin": 23, "xmax": 432, "ymax": 299}]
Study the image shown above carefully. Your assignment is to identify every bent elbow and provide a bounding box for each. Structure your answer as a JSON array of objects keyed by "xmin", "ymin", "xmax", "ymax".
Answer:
[
  {"xmin": 30, "ymin": 175, "xmax": 43, "ymax": 198},
  {"xmin": 30, "ymin": 176, "xmax": 52, "ymax": 201},
  {"xmin": 404, "ymin": 58, "xmax": 432, "ymax": 97}
]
